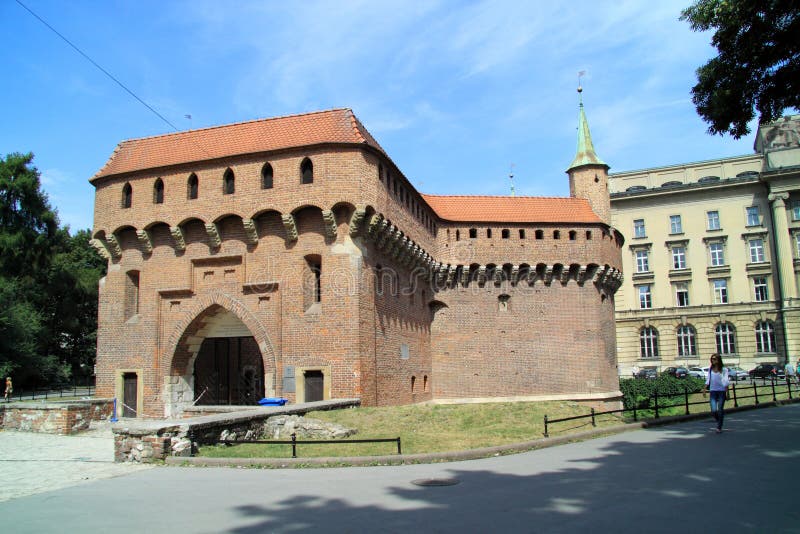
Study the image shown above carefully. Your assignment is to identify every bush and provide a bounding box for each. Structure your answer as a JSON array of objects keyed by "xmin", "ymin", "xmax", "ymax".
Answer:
[{"xmin": 620, "ymin": 375, "xmax": 705, "ymax": 410}]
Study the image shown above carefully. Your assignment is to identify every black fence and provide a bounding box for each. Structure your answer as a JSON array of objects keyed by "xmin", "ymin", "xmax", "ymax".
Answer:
[
  {"xmin": 544, "ymin": 377, "xmax": 798, "ymax": 438},
  {"xmin": 4, "ymin": 385, "xmax": 96, "ymax": 402},
  {"xmin": 218, "ymin": 432, "xmax": 402, "ymax": 458}
]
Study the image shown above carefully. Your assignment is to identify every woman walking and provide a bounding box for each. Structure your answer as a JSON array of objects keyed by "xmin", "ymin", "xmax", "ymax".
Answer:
[{"xmin": 702, "ymin": 353, "xmax": 729, "ymax": 433}]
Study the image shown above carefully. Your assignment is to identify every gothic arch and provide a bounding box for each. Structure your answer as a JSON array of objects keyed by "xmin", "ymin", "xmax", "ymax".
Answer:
[{"xmin": 165, "ymin": 290, "xmax": 277, "ymax": 377}]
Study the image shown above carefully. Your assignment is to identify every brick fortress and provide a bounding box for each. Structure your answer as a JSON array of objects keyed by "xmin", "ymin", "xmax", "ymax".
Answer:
[{"xmin": 90, "ymin": 105, "xmax": 624, "ymax": 418}]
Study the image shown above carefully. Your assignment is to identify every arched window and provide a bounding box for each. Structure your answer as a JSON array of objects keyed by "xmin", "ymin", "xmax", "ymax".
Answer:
[
  {"xmin": 553, "ymin": 230, "xmax": 561, "ymax": 240},
  {"xmin": 124, "ymin": 270, "xmax": 140, "ymax": 320},
  {"xmin": 153, "ymin": 178, "xmax": 164, "ymax": 204},
  {"xmin": 677, "ymin": 325, "xmax": 697, "ymax": 356},
  {"xmin": 535, "ymin": 230, "xmax": 543, "ymax": 240},
  {"xmin": 187, "ymin": 173, "xmax": 198, "ymax": 200},
  {"xmin": 498, "ymin": 294, "xmax": 510, "ymax": 312},
  {"xmin": 423, "ymin": 375, "xmax": 428, "ymax": 392},
  {"xmin": 715, "ymin": 323, "xmax": 736, "ymax": 355},
  {"xmin": 411, "ymin": 375, "xmax": 416, "ymax": 393},
  {"xmin": 261, "ymin": 163, "xmax": 273, "ymax": 189},
  {"xmin": 301, "ymin": 158, "xmax": 314, "ymax": 184},
  {"xmin": 586, "ymin": 231, "xmax": 592, "ymax": 240},
  {"xmin": 519, "ymin": 229, "xmax": 526, "ymax": 239},
  {"xmin": 501, "ymin": 229, "xmax": 510, "ymax": 239},
  {"xmin": 640, "ymin": 326, "xmax": 658, "ymax": 358},
  {"xmin": 486, "ymin": 228, "xmax": 492, "ymax": 238},
  {"xmin": 469, "ymin": 228, "xmax": 477, "ymax": 239},
  {"xmin": 122, "ymin": 183, "xmax": 132, "ymax": 209},
  {"xmin": 755, "ymin": 321, "xmax": 776, "ymax": 353},
  {"xmin": 223, "ymin": 168, "xmax": 235, "ymax": 194},
  {"xmin": 569, "ymin": 230, "xmax": 577, "ymax": 240}
]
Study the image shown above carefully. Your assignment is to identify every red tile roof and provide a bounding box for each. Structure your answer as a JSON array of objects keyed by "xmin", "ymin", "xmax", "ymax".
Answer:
[
  {"xmin": 422, "ymin": 194, "xmax": 602, "ymax": 224},
  {"xmin": 92, "ymin": 108, "xmax": 384, "ymax": 181}
]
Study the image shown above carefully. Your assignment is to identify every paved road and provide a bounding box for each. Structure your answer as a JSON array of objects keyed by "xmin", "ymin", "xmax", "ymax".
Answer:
[{"xmin": 1, "ymin": 405, "xmax": 799, "ymax": 533}]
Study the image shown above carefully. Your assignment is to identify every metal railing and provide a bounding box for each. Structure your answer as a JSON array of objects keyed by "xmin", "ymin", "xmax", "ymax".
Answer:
[
  {"xmin": 544, "ymin": 377, "xmax": 798, "ymax": 438},
  {"xmin": 4, "ymin": 385, "xmax": 96, "ymax": 402},
  {"xmin": 218, "ymin": 432, "xmax": 402, "ymax": 458}
]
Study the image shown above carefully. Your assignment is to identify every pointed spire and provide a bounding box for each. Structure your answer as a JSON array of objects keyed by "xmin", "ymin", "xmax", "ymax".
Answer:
[{"xmin": 567, "ymin": 86, "xmax": 607, "ymax": 171}]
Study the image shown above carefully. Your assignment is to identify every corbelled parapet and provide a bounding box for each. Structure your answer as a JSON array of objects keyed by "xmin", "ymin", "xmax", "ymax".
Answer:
[
  {"xmin": 242, "ymin": 219, "xmax": 258, "ymax": 245},
  {"xmin": 136, "ymin": 230, "xmax": 153, "ymax": 254},
  {"xmin": 281, "ymin": 214, "xmax": 298, "ymax": 242},
  {"xmin": 170, "ymin": 226, "xmax": 186, "ymax": 251},
  {"xmin": 89, "ymin": 238, "xmax": 113, "ymax": 260},
  {"xmin": 321, "ymin": 210, "xmax": 337, "ymax": 239},
  {"xmin": 350, "ymin": 208, "xmax": 367, "ymax": 237},
  {"xmin": 205, "ymin": 223, "xmax": 221, "ymax": 248}
]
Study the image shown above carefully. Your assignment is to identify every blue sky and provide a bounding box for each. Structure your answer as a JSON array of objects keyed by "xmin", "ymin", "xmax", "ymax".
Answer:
[{"xmin": 1, "ymin": 0, "xmax": 763, "ymax": 233}]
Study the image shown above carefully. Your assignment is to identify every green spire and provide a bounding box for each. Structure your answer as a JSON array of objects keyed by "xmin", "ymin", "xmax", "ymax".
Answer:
[{"xmin": 568, "ymin": 89, "xmax": 607, "ymax": 171}]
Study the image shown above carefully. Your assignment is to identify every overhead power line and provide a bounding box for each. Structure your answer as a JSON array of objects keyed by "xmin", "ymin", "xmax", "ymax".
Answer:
[{"xmin": 15, "ymin": 0, "xmax": 180, "ymax": 133}]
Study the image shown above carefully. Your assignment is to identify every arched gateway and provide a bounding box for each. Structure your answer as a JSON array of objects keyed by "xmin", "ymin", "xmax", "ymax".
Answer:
[{"xmin": 164, "ymin": 294, "xmax": 277, "ymax": 417}]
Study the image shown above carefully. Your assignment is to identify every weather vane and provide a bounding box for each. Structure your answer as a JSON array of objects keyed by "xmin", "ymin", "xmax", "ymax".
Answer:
[
  {"xmin": 509, "ymin": 163, "xmax": 516, "ymax": 197},
  {"xmin": 577, "ymin": 70, "xmax": 586, "ymax": 104}
]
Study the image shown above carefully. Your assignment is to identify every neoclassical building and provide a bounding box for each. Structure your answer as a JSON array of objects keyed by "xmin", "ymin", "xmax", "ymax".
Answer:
[
  {"xmin": 610, "ymin": 115, "xmax": 800, "ymax": 374},
  {"xmin": 90, "ymin": 106, "xmax": 623, "ymax": 418}
]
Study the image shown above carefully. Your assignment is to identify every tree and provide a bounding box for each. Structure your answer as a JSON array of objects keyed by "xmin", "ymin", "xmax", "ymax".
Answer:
[{"xmin": 681, "ymin": 0, "xmax": 800, "ymax": 138}]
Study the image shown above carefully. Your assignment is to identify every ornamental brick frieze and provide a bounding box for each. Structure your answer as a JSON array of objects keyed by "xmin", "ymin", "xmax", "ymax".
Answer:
[
  {"xmin": 205, "ymin": 223, "xmax": 221, "ymax": 249},
  {"xmin": 136, "ymin": 230, "xmax": 153, "ymax": 254},
  {"xmin": 170, "ymin": 227, "xmax": 186, "ymax": 251},
  {"xmin": 321, "ymin": 209, "xmax": 337, "ymax": 239},
  {"xmin": 242, "ymin": 219, "xmax": 258, "ymax": 245},
  {"xmin": 281, "ymin": 214, "xmax": 298, "ymax": 242}
]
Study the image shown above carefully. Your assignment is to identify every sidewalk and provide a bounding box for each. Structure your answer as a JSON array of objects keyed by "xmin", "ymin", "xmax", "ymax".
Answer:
[{"xmin": 0, "ymin": 421, "xmax": 151, "ymax": 502}]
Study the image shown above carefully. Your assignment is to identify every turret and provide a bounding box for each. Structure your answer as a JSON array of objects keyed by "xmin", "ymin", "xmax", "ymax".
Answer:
[{"xmin": 566, "ymin": 86, "xmax": 611, "ymax": 224}]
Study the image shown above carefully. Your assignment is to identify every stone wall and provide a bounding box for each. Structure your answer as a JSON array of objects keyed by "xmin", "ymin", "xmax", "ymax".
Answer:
[{"xmin": 1, "ymin": 399, "xmax": 113, "ymax": 435}]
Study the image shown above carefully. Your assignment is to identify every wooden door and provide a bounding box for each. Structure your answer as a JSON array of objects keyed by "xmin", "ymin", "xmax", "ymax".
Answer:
[
  {"xmin": 304, "ymin": 370, "xmax": 324, "ymax": 402},
  {"xmin": 122, "ymin": 373, "xmax": 137, "ymax": 417}
]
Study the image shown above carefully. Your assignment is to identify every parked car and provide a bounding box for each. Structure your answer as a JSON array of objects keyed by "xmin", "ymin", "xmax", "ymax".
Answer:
[
  {"xmin": 727, "ymin": 366, "xmax": 748, "ymax": 381},
  {"xmin": 748, "ymin": 363, "xmax": 785, "ymax": 380},
  {"xmin": 687, "ymin": 367, "xmax": 707, "ymax": 379},
  {"xmin": 635, "ymin": 368, "xmax": 658, "ymax": 380},
  {"xmin": 662, "ymin": 366, "xmax": 688, "ymax": 378}
]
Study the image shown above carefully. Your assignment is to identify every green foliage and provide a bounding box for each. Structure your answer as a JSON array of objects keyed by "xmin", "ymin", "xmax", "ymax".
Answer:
[
  {"xmin": 680, "ymin": 0, "xmax": 800, "ymax": 138},
  {"xmin": 0, "ymin": 153, "xmax": 105, "ymax": 389},
  {"xmin": 620, "ymin": 376, "xmax": 705, "ymax": 411}
]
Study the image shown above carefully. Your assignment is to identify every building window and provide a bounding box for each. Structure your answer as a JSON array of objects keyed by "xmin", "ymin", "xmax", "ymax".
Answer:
[
  {"xmin": 469, "ymin": 228, "xmax": 477, "ymax": 239},
  {"xmin": 746, "ymin": 206, "xmax": 760, "ymax": 226},
  {"xmin": 748, "ymin": 238, "xmax": 765, "ymax": 263},
  {"xmin": 669, "ymin": 215, "xmax": 683, "ymax": 234},
  {"xmin": 223, "ymin": 168, "xmax": 235, "ymax": 194},
  {"xmin": 793, "ymin": 201, "xmax": 800, "ymax": 221},
  {"xmin": 187, "ymin": 173, "xmax": 198, "ymax": 200},
  {"xmin": 519, "ymin": 229, "xmax": 526, "ymax": 239},
  {"xmin": 304, "ymin": 255, "xmax": 322, "ymax": 309},
  {"xmin": 486, "ymin": 228, "xmax": 492, "ymax": 238},
  {"xmin": 677, "ymin": 325, "xmax": 697, "ymax": 356},
  {"xmin": 753, "ymin": 277, "xmax": 769, "ymax": 302},
  {"xmin": 153, "ymin": 178, "xmax": 164, "ymax": 204},
  {"xmin": 378, "ymin": 164, "xmax": 384, "ymax": 183},
  {"xmin": 301, "ymin": 158, "xmax": 314, "ymax": 184},
  {"xmin": 755, "ymin": 321, "xmax": 776, "ymax": 353},
  {"xmin": 707, "ymin": 210, "xmax": 720, "ymax": 230},
  {"xmin": 675, "ymin": 283, "xmax": 690, "ymax": 307},
  {"xmin": 709, "ymin": 242, "xmax": 725, "ymax": 266},
  {"xmin": 501, "ymin": 229, "xmax": 510, "ymax": 239},
  {"xmin": 715, "ymin": 323, "xmax": 736, "ymax": 355},
  {"xmin": 553, "ymin": 230, "xmax": 561, "ymax": 240},
  {"xmin": 671, "ymin": 246, "xmax": 686, "ymax": 269},
  {"xmin": 640, "ymin": 327, "xmax": 659, "ymax": 359},
  {"xmin": 638, "ymin": 285, "xmax": 652, "ymax": 309},
  {"xmin": 795, "ymin": 233, "xmax": 800, "ymax": 257},
  {"xmin": 498, "ymin": 294, "xmax": 510, "ymax": 312},
  {"xmin": 262, "ymin": 163, "xmax": 274, "ymax": 189},
  {"xmin": 455, "ymin": 230, "xmax": 460, "ymax": 241},
  {"xmin": 122, "ymin": 183, "xmax": 132, "ymax": 209},
  {"xmin": 586, "ymin": 231, "xmax": 592, "ymax": 240},
  {"xmin": 535, "ymin": 230, "xmax": 544, "ymax": 240},
  {"xmin": 569, "ymin": 230, "xmax": 577, "ymax": 240},
  {"xmin": 713, "ymin": 279, "xmax": 728, "ymax": 304},
  {"xmin": 633, "ymin": 219, "xmax": 646, "ymax": 238},
  {"xmin": 635, "ymin": 250, "xmax": 650, "ymax": 273}
]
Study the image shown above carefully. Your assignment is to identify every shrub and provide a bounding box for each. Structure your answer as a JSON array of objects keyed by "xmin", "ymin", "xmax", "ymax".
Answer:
[{"xmin": 620, "ymin": 375, "xmax": 704, "ymax": 410}]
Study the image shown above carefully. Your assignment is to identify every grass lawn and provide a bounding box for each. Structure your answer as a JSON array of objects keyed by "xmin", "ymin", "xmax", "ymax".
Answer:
[{"xmin": 197, "ymin": 400, "xmax": 628, "ymax": 459}]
